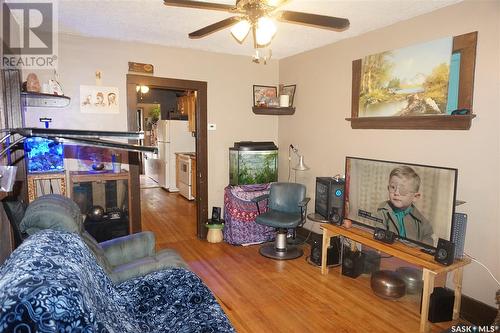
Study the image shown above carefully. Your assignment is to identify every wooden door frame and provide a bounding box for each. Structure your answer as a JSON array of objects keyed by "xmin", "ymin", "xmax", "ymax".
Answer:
[{"xmin": 126, "ymin": 74, "xmax": 208, "ymax": 239}]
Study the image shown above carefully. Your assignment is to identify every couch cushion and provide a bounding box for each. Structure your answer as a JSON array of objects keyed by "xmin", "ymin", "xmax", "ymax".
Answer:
[
  {"xmin": 111, "ymin": 248, "xmax": 190, "ymax": 283},
  {"xmin": 0, "ymin": 230, "xmax": 235, "ymax": 333},
  {"xmin": 19, "ymin": 194, "xmax": 84, "ymax": 235}
]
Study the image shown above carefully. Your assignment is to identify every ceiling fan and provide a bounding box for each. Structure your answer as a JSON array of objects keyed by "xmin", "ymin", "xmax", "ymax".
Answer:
[{"xmin": 163, "ymin": 0, "xmax": 350, "ymax": 48}]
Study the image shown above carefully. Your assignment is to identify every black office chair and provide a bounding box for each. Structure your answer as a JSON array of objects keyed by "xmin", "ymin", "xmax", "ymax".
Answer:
[
  {"xmin": 252, "ymin": 182, "xmax": 310, "ymax": 260},
  {"xmin": 2, "ymin": 198, "xmax": 28, "ymax": 248}
]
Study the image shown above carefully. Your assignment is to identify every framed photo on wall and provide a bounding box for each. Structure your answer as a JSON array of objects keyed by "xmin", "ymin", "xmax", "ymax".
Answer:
[
  {"xmin": 281, "ymin": 85, "xmax": 296, "ymax": 107},
  {"xmin": 253, "ymin": 85, "xmax": 277, "ymax": 107}
]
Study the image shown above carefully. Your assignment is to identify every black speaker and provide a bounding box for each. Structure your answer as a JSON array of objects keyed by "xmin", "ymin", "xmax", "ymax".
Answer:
[
  {"xmin": 434, "ymin": 238, "xmax": 455, "ymax": 266},
  {"xmin": 315, "ymin": 177, "xmax": 345, "ymax": 224},
  {"xmin": 310, "ymin": 236, "xmax": 341, "ymax": 266},
  {"xmin": 362, "ymin": 250, "xmax": 381, "ymax": 274},
  {"xmin": 342, "ymin": 250, "xmax": 365, "ymax": 279},
  {"xmin": 427, "ymin": 287, "xmax": 454, "ymax": 323},
  {"xmin": 373, "ymin": 227, "xmax": 397, "ymax": 244},
  {"xmin": 211, "ymin": 207, "xmax": 221, "ymax": 222}
]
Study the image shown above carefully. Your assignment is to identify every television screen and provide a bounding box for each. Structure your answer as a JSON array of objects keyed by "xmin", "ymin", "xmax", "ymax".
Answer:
[{"xmin": 345, "ymin": 157, "xmax": 457, "ymax": 248}]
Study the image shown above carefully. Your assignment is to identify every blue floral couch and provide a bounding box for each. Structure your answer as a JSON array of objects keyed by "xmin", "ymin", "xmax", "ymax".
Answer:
[{"xmin": 0, "ymin": 230, "xmax": 235, "ymax": 333}]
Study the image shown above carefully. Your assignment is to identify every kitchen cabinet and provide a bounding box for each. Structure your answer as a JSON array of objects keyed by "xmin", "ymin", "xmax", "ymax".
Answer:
[{"xmin": 178, "ymin": 94, "xmax": 196, "ymax": 133}]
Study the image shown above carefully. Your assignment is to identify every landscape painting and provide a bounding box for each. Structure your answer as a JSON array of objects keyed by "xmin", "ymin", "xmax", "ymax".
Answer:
[{"xmin": 358, "ymin": 37, "xmax": 453, "ymax": 117}]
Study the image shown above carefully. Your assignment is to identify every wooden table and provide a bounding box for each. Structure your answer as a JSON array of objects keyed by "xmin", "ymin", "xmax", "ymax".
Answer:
[{"xmin": 320, "ymin": 222, "xmax": 471, "ymax": 333}]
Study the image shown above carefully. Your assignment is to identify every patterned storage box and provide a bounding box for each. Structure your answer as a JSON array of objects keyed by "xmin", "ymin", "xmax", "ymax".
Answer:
[{"xmin": 223, "ymin": 183, "xmax": 275, "ymax": 245}]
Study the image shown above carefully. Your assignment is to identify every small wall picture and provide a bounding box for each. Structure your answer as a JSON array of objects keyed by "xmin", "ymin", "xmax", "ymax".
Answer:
[
  {"xmin": 253, "ymin": 85, "xmax": 277, "ymax": 107},
  {"xmin": 281, "ymin": 84, "xmax": 296, "ymax": 107},
  {"xmin": 80, "ymin": 85, "xmax": 119, "ymax": 114}
]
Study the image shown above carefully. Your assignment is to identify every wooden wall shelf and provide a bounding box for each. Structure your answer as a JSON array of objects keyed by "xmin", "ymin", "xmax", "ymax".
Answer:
[
  {"xmin": 252, "ymin": 106, "xmax": 295, "ymax": 115},
  {"xmin": 21, "ymin": 92, "xmax": 71, "ymax": 108},
  {"xmin": 346, "ymin": 114, "xmax": 476, "ymax": 130}
]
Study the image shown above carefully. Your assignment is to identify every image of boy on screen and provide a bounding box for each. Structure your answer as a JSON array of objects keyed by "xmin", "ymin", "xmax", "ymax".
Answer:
[{"xmin": 376, "ymin": 166, "xmax": 433, "ymax": 245}]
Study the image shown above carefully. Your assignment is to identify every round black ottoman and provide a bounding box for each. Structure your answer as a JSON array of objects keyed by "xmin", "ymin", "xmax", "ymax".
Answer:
[
  {"xmin": 370, "ymin": 270, "xmax": 406, "ymax": 299},
  {"xmin": 396, "ymin": 267, "xmax": 423, "ymax": 294}
]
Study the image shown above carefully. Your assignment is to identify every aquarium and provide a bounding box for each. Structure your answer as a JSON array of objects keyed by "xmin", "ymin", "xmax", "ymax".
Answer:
[
  {"xmin": 24, "ymin": 137, "xmax": 64, "ymax": 173},
  {"xmin": 229, "ymin": 141, "xmax": 278, "ymax": 185}
]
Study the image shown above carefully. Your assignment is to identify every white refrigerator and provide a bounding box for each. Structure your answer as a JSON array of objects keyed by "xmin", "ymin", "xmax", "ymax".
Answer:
[{"xmin": 157, "ymin": 120, "xmax": 195, "ymax": 191}]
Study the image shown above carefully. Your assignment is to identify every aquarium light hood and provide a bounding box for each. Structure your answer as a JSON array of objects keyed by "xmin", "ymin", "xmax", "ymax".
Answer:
[{"xmin": 0, "ymin": 127, "xmax": 157, "ymax": 162}]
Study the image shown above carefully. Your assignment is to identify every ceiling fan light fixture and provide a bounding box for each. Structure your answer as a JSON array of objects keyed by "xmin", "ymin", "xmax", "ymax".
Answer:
[
  {"xmin": 136, "ymin": 85, "xmax": 150, "ymax": 94},
  {"xmin": 255, "ymin": 16, "xmax": 277, "ymax": 47},
  {"xmin": 230, "ymin": 19, "xmax": 251, "ymax": 43}
]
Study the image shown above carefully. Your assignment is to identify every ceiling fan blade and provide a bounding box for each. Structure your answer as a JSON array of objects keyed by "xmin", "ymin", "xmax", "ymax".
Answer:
[
  {"xmin": 163, "ymin": 0, "xmax": 235, "ymax": 12},
  {"xmin": 264, "ymin": 0, "xmax": 290, "ymax": 7},
  {"xmin": 277, "ymin": 10, "xmax": 350, "ymax": 31},
  {"xmin": 189, "ymin": 16, "xmax": 241, "ymax": 39}
]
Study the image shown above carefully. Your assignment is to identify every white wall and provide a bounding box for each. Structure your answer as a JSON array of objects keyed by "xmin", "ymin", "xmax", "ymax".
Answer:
[
  {"xmin": 278, "ymin": 1, "xmax": 500, "ymax": 307},
  {"xmin": 25, "ymin": 34, "xmax": 279, "ymax": 214}
]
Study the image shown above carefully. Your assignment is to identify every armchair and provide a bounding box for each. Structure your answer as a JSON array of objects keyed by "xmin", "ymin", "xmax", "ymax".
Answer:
[
  {"xmin": 19, "ymin": 194, "xmax": 188, "ymax": 283},
  {"xmin": 252, "ymin": 182, "xmax": 310, "ymax": 260}
]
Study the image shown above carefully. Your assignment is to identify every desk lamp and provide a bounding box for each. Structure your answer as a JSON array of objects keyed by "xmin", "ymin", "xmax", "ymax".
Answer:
[{"xmin": 288, "ymin": 144, "xmax": 309, "ymax": 182}]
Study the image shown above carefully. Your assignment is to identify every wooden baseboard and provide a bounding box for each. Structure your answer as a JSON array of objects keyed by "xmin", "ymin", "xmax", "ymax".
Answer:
[
  {"xmin": 297, "ymin": 227, "xmax": 498, "ymax": 326},
  {"xmin": 460, "ymin": 293, "xmax": 497, "ymax": 326}
]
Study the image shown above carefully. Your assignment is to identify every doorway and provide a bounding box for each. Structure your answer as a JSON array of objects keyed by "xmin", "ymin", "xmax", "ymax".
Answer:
[{"xmin": 126, "ymin": 74, "xmax": 208, "ymax": 239}]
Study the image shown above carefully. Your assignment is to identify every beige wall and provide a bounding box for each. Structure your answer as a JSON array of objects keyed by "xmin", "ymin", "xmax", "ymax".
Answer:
[
  {"xmin": 25, "ymin": 34, "xmax": 279, "ymax": 215},
  {"xmin": 278, "ymin": 1, "xmax": 500, "ymax": 306}
]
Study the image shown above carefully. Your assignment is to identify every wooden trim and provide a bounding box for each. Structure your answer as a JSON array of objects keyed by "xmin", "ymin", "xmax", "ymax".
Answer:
[
  {"xmin": 349, "ymin": 32, "xmax": 478, "ymax": 130},
  {"xmin": 351, "ymin": 59, "xmax": 362, "ymax": 119},
  {"xmin": 346, "ymin": 114, "xmax": 475, "ymax": 130},
  {"xmin": 460, "ymin": 292, "xmax": 498, "ymax": 326},
  {"xmin": 453, "ymin": 31, "xmax": 477, "ymax": 112},
  {"xmin": 126, "ymin": 74, "xmax": 208, "ymax": 239}
]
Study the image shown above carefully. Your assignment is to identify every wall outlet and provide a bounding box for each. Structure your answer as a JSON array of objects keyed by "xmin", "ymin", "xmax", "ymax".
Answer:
[{"xmin": 208, "ymin": 123, "xmax": 216, "ymax": 130}]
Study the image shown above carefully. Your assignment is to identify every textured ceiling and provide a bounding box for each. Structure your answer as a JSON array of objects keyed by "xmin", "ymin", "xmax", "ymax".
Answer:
[{"xmin": 58, "ymin": 0, "xmax": 462, "ymax": 59}]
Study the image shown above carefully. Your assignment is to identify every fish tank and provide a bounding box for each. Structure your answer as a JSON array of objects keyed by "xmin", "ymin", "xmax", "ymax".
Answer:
[
  {"xmin": 229, "ymin": 141, "xmax": 278, "ymax": 185},
  {"xmin": 24, "ymin": 137, "xmax": 64, "ymax": 173}
]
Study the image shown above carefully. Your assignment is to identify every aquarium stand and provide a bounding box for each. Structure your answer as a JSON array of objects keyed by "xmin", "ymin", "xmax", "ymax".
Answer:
[{"xmin": 27, "ymin": 172, "xmax": 67, "ymax": 203}]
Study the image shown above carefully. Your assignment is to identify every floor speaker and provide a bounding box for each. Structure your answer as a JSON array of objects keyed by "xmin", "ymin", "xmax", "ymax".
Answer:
[
  {"xmin": 310, "ymin": 236, "xmax": 340, "ymax": 266},
  {"xmin": 342, "ymin": 250, "xmax": 365, "ymax": 279},
  {"xmin": 427, "ymin": 287, "xmax": 454, "ymax": 323}
]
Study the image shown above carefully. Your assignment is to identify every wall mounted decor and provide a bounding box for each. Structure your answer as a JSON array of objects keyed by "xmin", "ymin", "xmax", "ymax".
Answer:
[
  {"xmin": 128, "ymin": 62, "xmax": 154, "ymax": 74},
  {"xmin": 80, "ymin": 85, "xmax": 119, "ymax": 114},
  {"xmin": 253, "ymin": 85, "xmax": 277, "ymax": 107},
  {"xmin": 348, "ymin": 32, "xmax": 477, "ymax": 130},
  {"xmin": 281, "ymin": 84, "xmax": 296, "ymax": 107}
]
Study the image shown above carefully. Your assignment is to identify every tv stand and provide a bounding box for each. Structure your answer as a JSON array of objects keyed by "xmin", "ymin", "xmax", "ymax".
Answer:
[{"xmin": 320, "ymin": 222, "xmax": 471, "ymax": 333}]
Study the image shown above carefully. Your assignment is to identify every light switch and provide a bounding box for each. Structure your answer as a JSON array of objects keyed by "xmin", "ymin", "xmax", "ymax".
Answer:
[{"xmin": 208, "ymin": 123, "xmax": 216, "ymax": 130}]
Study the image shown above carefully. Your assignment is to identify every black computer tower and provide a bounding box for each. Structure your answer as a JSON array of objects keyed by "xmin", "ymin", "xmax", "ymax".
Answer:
[{"xmin": 315, "ymin": 177, "xmax": 345, "ymax": 224}]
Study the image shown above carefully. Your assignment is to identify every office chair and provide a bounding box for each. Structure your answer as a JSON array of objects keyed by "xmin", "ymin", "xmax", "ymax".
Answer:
[{"xmin": 252, "ymin": 182, "xmax": 310, "ymax": 260}]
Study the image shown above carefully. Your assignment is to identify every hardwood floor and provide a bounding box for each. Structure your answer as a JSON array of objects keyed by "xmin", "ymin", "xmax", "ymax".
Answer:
[{"xmin": 141, "ymin": 187, "xmax": 455, "ymax": 333}]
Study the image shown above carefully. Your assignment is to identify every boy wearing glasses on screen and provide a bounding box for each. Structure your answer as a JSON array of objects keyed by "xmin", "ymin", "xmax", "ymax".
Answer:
[{"xmin": 377, "ymin": 166, "xmax": 434, "ymax": 245}]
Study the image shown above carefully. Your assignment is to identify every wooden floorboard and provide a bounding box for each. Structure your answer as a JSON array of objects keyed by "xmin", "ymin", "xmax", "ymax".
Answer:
[{"xmin": 141, "ymin": 187, "xmax": 457, "ymax": 333}]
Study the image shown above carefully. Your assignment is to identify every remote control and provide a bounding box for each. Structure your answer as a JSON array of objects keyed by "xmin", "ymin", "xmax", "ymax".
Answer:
[{"xmin": 420, "ymin": 248, "xmax": 436, "ymax": 255}]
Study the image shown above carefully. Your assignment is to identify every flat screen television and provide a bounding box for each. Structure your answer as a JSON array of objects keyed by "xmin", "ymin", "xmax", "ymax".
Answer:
[{"xmin": 344, "ymin": 157, "xmax": 457, "ymax": 249}]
